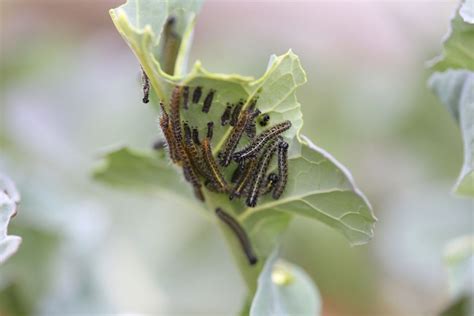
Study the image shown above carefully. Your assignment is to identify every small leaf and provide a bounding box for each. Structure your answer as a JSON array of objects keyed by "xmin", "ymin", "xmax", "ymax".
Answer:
[
  {"xmin": 429, "ymin": 0, "xmax": 474, "ymax": 72},
  {"xmin": 250, "ymin": 249, "xmax": 321, "ymax": 316},
  {"xmin": 0, "ymin": 174, "xmax": 21, "ymax": 265},
  {"xmin": 429, "ymin": 70, "xmax": 474, "ymax": 196}
]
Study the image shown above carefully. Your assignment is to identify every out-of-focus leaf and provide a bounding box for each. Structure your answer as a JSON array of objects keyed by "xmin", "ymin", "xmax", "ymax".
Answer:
[
  {"xmin": 250, "ymin": 250, "xmax": 321, "ymax": 316},
  {"xmin": 429, "ymin": 70, "xmax": 474, "ymax": 196},
  {"xmin": 0, "ymin": 226, "xmax": 60, "ymax": 315},
  {"xmin": 429, "ymin": 0, "xmax": 474, "ymax": 72},
  {"xmin": 440, "ymin": 235, "xmax": 474, "ymax": 316},
  {"xmin": 0, "ymin": 174, "xmax": 21, "ymax": 264}
]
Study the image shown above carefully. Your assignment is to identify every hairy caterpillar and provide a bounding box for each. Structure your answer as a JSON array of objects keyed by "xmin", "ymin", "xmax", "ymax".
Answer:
[
  {"xmin": 202, "ymin": 138, "xmax": 228, "ymax": 192},
  {"xmin": 245, "ymin": 108, "xmax": 261, "ymax": 139},
  {"xmin": 230, "ymin": 99, "xmax": 244, "ymax": 126},
  {"xmin": 229, "ymin": 159, "xmax": 257, "ymax": 200},
  {"xmin": 219, "ymin": 110, "xmax": 250, "ymax": 167},
  {"xmin": 202, "ymin": 89, "xmax": 215, "ymax": 113},
  {"xmin": 192, "ymin": 86, "xmax": 202, "ymax": 103},
  {"xmin": 221, "ymin": 104, "xmax": 232, "ymax": 126},
  {"xmin": 260, "ymin": 172, "xmax": 279, "ymax": 196},
  {"xmin": 182, "ymin": 86, "xmax": 189, "ymax": 110},
  {"xmin": 159, "ymin": 103, "xmax": 180, "ymax": 162},
  {"xmin": 192, "ymin": 127, "xmax": 201, "ymax": 146},
  {"xmin": 273, "ymin": 140, "xmax": 289, "ymax": 199},
  {"xmin": 246, "ymin": 140, "xmax": 279, "ymax": 207},
  {"xmin": 215, "ymin": 208, "xmax": 257, "ymax": 265},
  {"xmin": 234, "ymin": 120, "xmax": 291, "ymax": 162},
  {"xmin": 207, "ymin": 121, "xmax": 214, "ymax": 140}
]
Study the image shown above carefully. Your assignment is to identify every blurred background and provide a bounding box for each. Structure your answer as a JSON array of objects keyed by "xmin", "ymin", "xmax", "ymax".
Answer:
[{"xmin": 1, "ymin": 0, "xmax": 472, "ymax": 315}]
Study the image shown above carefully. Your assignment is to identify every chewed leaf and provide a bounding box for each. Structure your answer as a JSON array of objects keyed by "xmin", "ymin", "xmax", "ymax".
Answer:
[
  {"xmin": 428, "ymin": 0, "xmax": 474, "ymax": 72},
  {"xmin": 0, "ymin": 174, "xmax": 21, "ymax": 265},
  {"xmin": 429, "ymin": 70, "xmax": 474, "ymax": 196},
  {"xmin": 250, "ymin": 249, "xmax": 321, "ymax": 316},
  {"xmin": 103, "ymin": 0, "xmax": 375, "ymax": 251},
  {"xmin": 240, "ymin": 135, "xmax": 376, "ymax": 246}
]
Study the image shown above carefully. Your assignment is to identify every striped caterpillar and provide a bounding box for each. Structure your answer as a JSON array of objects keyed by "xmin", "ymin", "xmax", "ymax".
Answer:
[
  {"xmin": 219, "ymin": 110, "xmax": 250, "ymax": 167},
  {"xmin": 273, "ymin": 140, "xmax": 289, "ymax": 199},
  {"xmin": 202, "ymin": 138, "xmax": 228, "ymax": 193},
  {"xmin": 246, "ymin": 140, "xmax": 279, "ymax": 207},
  {"xmin": 234, "ymin": 120, "xmax": 291, "ymax": 162},
  {"xmin": 215, "ymin": 208, "xmax": 257, "ymax": 265},
  {"xmin": 202, "ymin": 89, "xmax": 215, "ymax": 113}
]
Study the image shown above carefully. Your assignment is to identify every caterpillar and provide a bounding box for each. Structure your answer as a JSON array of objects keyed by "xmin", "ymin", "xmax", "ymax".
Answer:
[
  {"xmin": 248, "ymin": 96, "xmax": 258, "ymax": 112},
  {"xmin": 230, "ymin": 160, "xmax": 245, "ymax": 184},
  {"xmin": 207, "ymin": 121, "xmax": 214, "ymax": 140},
  {"xmin": 182, "ymin": 162, "xmax": 205, "ymax": 201},
  {"xmin": 219, "ymin": 110, "xmax": 250, "ymax": 167},
  {"xmin": 183, "ymin": 122, "xmax": 209, "ymax": 179},
  {"xmin": 159, "ymin": 103, "xmax": 180, "ymax": 162},
  {"xmin": 233, "ymin": 120, "xmax": 291, "ymax": 162},
  {"xmin": 202, "ymin": 137, "xmax": 228, "ymax": 193},
  {"xmin": 273, "ymin": 140, "xmax": 289, "ymax": 199},
  {"xmin": 190, "ymin": 128, "xmax": 200, "ymax": 147},
  {"xmin": 141, "ymin": 67, "xmax": 150, "ymax": 104},
  {"xmin": 229, "ymin": 158, "xmax": 257, "ymax": 200},
  {"xmin": 169, "ymin": 86, "xmax": 184, "ymax": 148},
  {"xmin": 230, "ymin": 99, "xmax": 244, "ymax": 126},
  {"xmin": 176, "ymin": 124, "xmax": 204, "ymax": 201},
  {"xmin": 182, "ymin": 86, "xmax": 189, "ymax": 110},
  {"xmin": 260, "ymin": 172, "xmax": 279, "ymax": 196},
  {"xmin": 202, "ymin": 89, "xmax": 215, "ymax": 113},
  {"xmin": 221, "ymin": 104, "xmax": 232, "ymax": 126},
  {"xmin": 246, "ymin": 140, "xmax": 279, "ymax": 207},
  {"xmin": 245, "ymin": 109, "xmax": 261, "ymax": 139},
  {"xmin": 259, "ymin": 113, "xmax": 270, "ymax": 127},
  {"xmin": 192, "ymin": 86, "xmax": 202, "ymax": 103},
  {"xmin": 215, "ymin": 208, "xmax": 257, "ymax": 265}
]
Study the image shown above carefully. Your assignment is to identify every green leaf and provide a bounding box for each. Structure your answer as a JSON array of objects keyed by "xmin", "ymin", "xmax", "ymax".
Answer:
[
  {"xmin": 93, "ymin": 147, "xmax": 206, "ymax": 213},
  {"xmin": 440, "ymin": 235, "xmax": 474, "ymax": 315},
  {"xmin": 250, "ymin": 250, "xmax": 321, "ymax": 316},
  {"xmin": 429, "ymin": 0, "xmax": 474, "ymax": 72},
  {"xmin": 429, "ymin": 70, "xmax": 474, "ymax": 196},
  {"xmin": 102, "ymin": 0, "xmax": 375, "ymax": 294},
  {"xmin": 240, "ymin": 135, "xmax": 375, "ymax": 247},
  {"xmin": 0, "ymin": 174, "xmax": 21, "ymax": 265}
]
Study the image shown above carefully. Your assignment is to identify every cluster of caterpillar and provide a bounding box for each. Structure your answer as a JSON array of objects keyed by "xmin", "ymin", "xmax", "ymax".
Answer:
[
  {"xmin": 157, "ymin": 85, "xmax": 292, "ymax": 265},
  {"xmin": 157, "ymin": 85, "xmax": 290, "ymax": 206}
]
